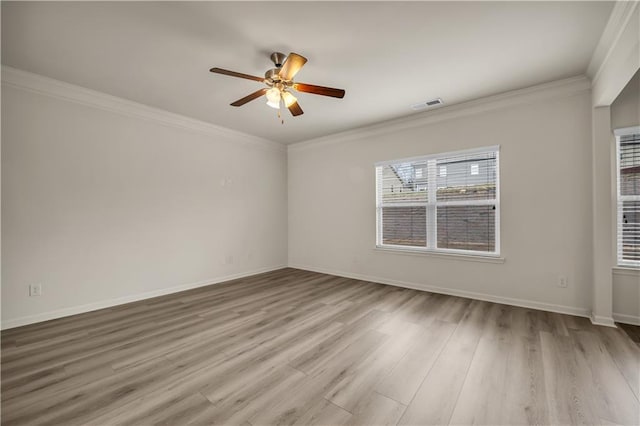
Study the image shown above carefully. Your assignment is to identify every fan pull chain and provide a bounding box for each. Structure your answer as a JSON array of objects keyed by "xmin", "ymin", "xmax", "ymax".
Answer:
[{"xmin": 277, "ymin": 109, "xmax": 284, "ymax": 125}]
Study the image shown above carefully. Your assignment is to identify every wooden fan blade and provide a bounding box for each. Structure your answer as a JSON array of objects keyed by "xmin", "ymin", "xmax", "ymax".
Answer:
[
  {"xmin": 279, "ymin": 53, "xmax": 308, "ymax": 81},
  {"xmin": 293, "ymin": 83, "xmax": 345, "ymax": 98},
  {"xmin": 287, "ymin": 101, "xmax": 304, "ymax": 117},
  {"xmin": 230, "ymin": 88, "xmax": 268, "ymax": 107},
  {"xmin": 210, "ymin": 67, "xmax": 265, "ymax": 83}
]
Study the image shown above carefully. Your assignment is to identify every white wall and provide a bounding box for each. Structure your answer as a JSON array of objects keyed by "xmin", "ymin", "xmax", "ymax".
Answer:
[
  {"xmin": 611, "ymin": 70, "xmax": 639, "ymax": 129},
  {"xmin": 591, "ymin": 2, "xmax": 639, "ymax": 107},
  {"xmin": 288, "ymin": 82, "xmax": 594, "ymax": 316},
  {"xmin": 1, "ymin": 81, "xmax": 288, "ymax": 328},
  {"xmin": 610, "ymin": 70, "xmax": 640, "ymax": 325},
  {"xmin": 3, "ymin": 65, "xmax": 635, "ymax": 329},
  {"xmin": 587, "ymin": 2, "xmax": 639, "ymax": 327}
]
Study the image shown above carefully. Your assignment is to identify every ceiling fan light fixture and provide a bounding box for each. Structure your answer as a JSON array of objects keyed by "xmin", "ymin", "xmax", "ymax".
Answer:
[
  {"xmin": 281, "ymin": 91, "xmax": 297, "ymax": 108},
  {"xmin": 210, "ymin": 51, "xmax": 345, "ymax": 117},
  {"xmin": 266, "ymin": 99, "xmax": 280, "ymax": 109},
  {"xmin": 265, "ymin": 87, "xmax": 281, "ymax": 109}
]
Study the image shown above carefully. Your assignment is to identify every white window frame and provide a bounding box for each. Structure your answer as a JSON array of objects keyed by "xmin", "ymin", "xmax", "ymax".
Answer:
[
  {"xmin": 375, "ymin": 146, "xmax": 501, "ymax": 258},
  {"xmin": 615, "ymin": 126, "xmax": 640, "ymax": 268}
]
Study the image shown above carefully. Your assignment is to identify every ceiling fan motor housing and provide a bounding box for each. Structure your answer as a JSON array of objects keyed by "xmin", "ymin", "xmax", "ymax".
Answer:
[
  {"xmin": 265, "ymin": 68, "xmax": 280, "ymax": 83},
  {"xmin": 209, "ymin": 51, "xmax": 345, "ymax": 117}
]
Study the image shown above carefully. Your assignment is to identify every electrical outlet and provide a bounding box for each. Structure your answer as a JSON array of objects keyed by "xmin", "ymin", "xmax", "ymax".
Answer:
[
  {"xmin": 557, "ymin": 276, "xmax": 568, "ymax": 288},
  {"xmin": 29, "ymin": 284, "xmax": 42, "ymax": 297}
]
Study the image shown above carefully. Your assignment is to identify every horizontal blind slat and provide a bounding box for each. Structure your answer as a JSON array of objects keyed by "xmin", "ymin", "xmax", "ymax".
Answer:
[{"xmin": 618, "ymin": 134, "xmax": 640, "ymax": 265}]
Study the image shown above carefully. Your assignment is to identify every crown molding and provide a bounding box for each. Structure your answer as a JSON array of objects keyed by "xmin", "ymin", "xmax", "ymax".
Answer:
[
  {"xmin": 288, "ymin": 75, "xmax": 591, "ymax": 152},
  {"xmin": 587, "ymin": 1, "xmax": 639, "ymax": 81},
  {"xmin": 1, "ymin": 66, "xmax": 285, "ymax": 152}
]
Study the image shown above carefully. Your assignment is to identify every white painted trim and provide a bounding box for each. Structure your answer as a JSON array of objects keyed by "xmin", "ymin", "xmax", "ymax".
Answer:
[
  {"xmin": 288, "ymin": 264, "xmax": 591, "ymax": 319},
  {"xmin": 615, "ymin": 132, "xmax": 640, "ymax": 268},
  {"xmin": 590, "ymin": 313, "xmax": 618, "ymax": 328},
  {"xmin": 613, "ymin": 266, "xmax": 640, "ymax": 277},
  {"xmin": 590, "ymin": 4, "xmax": 640, "ymax": 106},
  {"xmin": 374, "ymin": 145, "xmax": 500, "ymax": 167},
  {"xmin": 0, "ymin": 265, "xmax": 287, "ymax": 330},
  {"xmin": 614, "ymin": 126, "xmax": 640, "ymax": 137},
  {"xmin": 374, "ymin": 145, "xmax": 501, "ymax": 260},
  {"xmin": 1, "ymin": 66, "xmax": 284, "ymax": 152},
  {"xmin": 373, "ymin": 247, "xmax": 505, "ymax": 264},
  {"xmin": 615, "ymin": 133, "xmax": 624, "ymax": 268},
  {"xmin": 288, "ymin": 76, "xmax": 590, "ymax": 152},
  {"xmin": 587, "ymin": 1, "xmax": 640, "ymax": 81},
  {"xmin": 613, "ymin": 312, "xmax": 640, "ymax": 326}
]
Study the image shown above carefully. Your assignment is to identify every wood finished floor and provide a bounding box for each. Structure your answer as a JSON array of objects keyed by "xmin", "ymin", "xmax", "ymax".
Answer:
[{"xmin": 1, "ymin": 268, "xmax": 639, "ymax": 425}]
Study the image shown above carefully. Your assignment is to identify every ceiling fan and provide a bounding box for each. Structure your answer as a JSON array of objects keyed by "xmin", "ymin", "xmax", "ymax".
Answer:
[{"xmin": 209, "ymin": 52, "xmax": 345, "ymax": 117}]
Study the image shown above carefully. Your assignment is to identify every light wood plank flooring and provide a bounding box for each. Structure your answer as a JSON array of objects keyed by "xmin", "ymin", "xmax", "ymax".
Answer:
[{"xmin": 2, "ymin": 268, "xmax": 639, "ymax": 425}]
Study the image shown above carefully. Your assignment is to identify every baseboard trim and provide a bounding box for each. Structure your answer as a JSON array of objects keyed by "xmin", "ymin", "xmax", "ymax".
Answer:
[
  {"xmin": 7, "ymin": 264, "xmax": 626, "ymax": 330},
  {"xmin": 289, "ymin": 264, "xmax": 591, "ymax": 319},
  {"xmin": 590, "ymin": 314, "xmax": 618, "ymax": 328},
  {"xmin": 1, "ymin": 265, "xmax": 287, "ymax": 330},
  {"xmin": 613, "ymin": 313, "xmax": 640, "ymax": 326}
]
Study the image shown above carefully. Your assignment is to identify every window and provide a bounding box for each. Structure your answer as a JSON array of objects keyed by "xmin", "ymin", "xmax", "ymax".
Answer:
[
  {"xmin": 616, "ymin": 127, "xmax": 640, "ymax": 267},
  {"xmin": 376, "ymin": 146, "xmax": 500, "ymax": 256}
]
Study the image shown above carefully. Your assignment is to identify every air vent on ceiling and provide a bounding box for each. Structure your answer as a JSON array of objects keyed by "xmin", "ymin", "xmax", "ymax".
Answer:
[{"xmin": 411, "ymin": 98, "xmax": 444, "ymax": 110}]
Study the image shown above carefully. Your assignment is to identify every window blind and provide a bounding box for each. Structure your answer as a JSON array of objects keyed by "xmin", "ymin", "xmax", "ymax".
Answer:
[
  {"xmin": 376, "ymin": 147, "xmax": 500, "ymax": 255},
  {"xmin": 617, "ymin": 130, "xmax": 640, "ymax": 266}
]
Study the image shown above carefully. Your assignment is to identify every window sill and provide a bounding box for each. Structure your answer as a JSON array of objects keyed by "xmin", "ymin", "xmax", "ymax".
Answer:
[
  {"xmin": 613, "ymin": 266, "xmax": 640, "ymax": 278},
  {"xmin": 374, "ymin": 246, "xmax": 505, "ymax": 264}
]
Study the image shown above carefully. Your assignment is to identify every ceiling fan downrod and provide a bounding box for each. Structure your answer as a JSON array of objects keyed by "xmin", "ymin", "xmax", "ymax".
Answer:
[
  {"xmin": 270, "ymin": 52, "xmax": 287, "ymax": 68},
  {"xmin": 209, "ymin": 50, "xmax": 345, "ymax": 118}
]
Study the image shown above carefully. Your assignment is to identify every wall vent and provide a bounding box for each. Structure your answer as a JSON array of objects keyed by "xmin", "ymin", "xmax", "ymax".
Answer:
[{"xmin": 411, "ymin": 98, "xmax": 444, "ymax": 110}]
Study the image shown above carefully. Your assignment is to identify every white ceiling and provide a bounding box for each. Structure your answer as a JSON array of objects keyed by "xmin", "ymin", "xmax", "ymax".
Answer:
[{"xmin": 2, "ymin": 1, "xmax": 613, "ymax": 144}]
